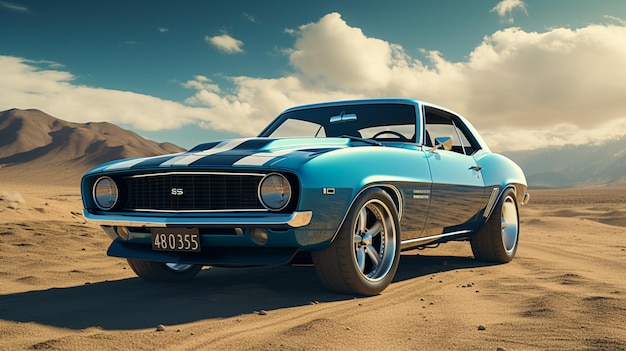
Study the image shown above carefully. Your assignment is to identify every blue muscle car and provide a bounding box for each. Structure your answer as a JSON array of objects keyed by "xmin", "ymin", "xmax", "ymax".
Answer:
[{"xmin": 81, "ymin": 98, "xmax": 529, "ymax": 296}]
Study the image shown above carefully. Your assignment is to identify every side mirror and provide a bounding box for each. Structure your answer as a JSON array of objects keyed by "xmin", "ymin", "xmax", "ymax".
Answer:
[{"xmin": 431, "ymin": 136, "xmax": 453, "ymax": 152}]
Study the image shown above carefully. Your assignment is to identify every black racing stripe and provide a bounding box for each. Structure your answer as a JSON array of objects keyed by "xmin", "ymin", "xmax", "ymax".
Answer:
[
  {"xmin": 188, "ymin": 154, "xmax": 249, "ymax": 167},
  {"xmin": 188, "ymin": 141, "xmax": 221, "ymax": 152},
  {"xmin": 231, "ymin": 138, "xmax": 275, "ymax": 152}
]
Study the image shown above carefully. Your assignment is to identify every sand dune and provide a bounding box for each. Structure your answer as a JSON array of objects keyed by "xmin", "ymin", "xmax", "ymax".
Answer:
[{"xmin": 1, "ymin": 180, "xmax": 625, "ymax": 350}]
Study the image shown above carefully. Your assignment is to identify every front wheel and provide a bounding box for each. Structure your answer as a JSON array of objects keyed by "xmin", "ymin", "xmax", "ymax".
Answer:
[
  {"xmin": 312, "ymin": 188, "xmax": 401, "ymax": 296},
  {"xmin": 127, "ymin": 259, "xmax": 202, "ymax": 281},
  {"xmin": 470, "ymin": 188, "xmax": 519, "ymax": 263}
]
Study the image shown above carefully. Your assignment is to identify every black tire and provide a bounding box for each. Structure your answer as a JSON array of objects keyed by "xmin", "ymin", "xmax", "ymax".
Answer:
[
  {"xmin": 127, "ymin": 259, "xmax": 202, "ymax": 281},
  {"xmin": 312, "ymin": 188, "xmax": 401, "ymax": 296},
  {"xmin": 470, "ymin": 188, "xmax": 519, "ymax": 263}
]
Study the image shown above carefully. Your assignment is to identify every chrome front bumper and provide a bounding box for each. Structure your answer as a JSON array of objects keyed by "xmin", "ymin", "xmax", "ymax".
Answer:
[{"xmin": 82, "ymin": 210, "xmax": 313, "ymax": 228}]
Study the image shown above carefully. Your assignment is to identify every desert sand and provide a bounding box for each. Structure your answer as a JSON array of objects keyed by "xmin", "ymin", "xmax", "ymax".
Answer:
[{"xmin": 1, "ymin": 181, "xmax": 625, "ymax": 351}]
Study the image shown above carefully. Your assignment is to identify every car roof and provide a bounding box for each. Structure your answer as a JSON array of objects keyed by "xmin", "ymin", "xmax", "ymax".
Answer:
[
  {"xmin": 281, "ymin": 98, "xmax": 422, "ymax": 113},
  {"xmin": 280, "ymin": 98, "xmax": 465, "ymax": 117}
]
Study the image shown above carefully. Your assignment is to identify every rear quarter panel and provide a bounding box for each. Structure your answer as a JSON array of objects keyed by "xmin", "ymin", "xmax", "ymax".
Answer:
[{"xmin": 474, "ymin": 151, "xmax": 528, "ymax": 218}]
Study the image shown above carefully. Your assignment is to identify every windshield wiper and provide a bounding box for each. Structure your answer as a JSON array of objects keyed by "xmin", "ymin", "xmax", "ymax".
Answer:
[{"xmin": 340, "ymin": 135, "xmax": 382, "ymax": 146}]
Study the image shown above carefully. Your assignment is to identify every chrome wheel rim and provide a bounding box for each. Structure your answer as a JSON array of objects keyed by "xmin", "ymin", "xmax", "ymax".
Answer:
[
  {"xmin": 165, "ymin": 263, "xmax": 195, "ymax": 272},
  {"xmin": 501, "ymin": 195, "xmax": 519, "ymax": 253},
  {"xmin": 352, "ymin": 199, "xmax": 397, "ymax": 282}
]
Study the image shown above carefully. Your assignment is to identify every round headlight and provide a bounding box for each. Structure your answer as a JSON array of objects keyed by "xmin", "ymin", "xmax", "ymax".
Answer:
[
  {"xmin": 93, "ymin": 176, "xmax": 119, "ymax": 210},
  {"xmin": 258, "ymin": 173, "xmax": 292, "ymax": 211}
]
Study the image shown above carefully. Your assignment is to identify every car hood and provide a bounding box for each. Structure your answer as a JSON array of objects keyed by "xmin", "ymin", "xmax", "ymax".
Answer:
[{"xmin": 88, "ymin": 137, "xmax": 353, "ymax": 173}]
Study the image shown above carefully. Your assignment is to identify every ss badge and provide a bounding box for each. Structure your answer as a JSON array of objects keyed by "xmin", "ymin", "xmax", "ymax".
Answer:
[{"xmin": 171, "ymin": 188, "xmax": 184, "ymax": 196}]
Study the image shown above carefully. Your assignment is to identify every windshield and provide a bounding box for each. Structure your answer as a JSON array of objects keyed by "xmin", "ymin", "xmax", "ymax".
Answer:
[{"xmin": 259, "ymin": 103, "xmax": 418, "ymax": 142}]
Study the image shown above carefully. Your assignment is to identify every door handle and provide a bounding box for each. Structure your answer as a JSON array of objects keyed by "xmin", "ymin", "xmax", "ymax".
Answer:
[{"xmin": 469, "ymin": 165, "xmax": 483, "ymax": 171}]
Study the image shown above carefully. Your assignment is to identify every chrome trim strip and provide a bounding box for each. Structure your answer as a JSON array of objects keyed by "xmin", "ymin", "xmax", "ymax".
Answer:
[
  {"xmin": 83, "ymin": 210, "xmax": 313, "ymax": 228},
  {"xmin": 483, "ymin": 187, "xmax": 500, "ymax": 218},
  {"xmin": 401, "ymin": 230, "xmax": 472, "ymax": 246},
  {"xmin": 388, "ymin": 185, "xmax": 404, "ymax": 220},
  {"xmin": 412, "ymin": 188, "xmax": 430, "ymax": 200},
  {"xmin": 127, "ymin": 208, "xmax": 267, "ymax": 213},
  {"xmin": 127, "ymin": 171, "xmax": 266, "ymax": 178}
]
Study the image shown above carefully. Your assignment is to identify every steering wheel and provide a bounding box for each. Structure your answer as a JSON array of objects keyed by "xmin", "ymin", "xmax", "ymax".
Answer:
[{"xmin": 372, "ymin": 130, "xmax": 409, "ymax": 141}]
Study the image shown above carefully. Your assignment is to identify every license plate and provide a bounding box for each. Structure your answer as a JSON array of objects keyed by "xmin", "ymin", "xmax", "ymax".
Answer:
[{"xmin": 151, "ymin": 228, "xmax": 201, "ymax": 252}]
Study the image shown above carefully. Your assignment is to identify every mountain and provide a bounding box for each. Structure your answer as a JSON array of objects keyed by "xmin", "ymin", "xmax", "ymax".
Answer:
[
  {"xmin": 0, "ymin": 108, "xmax": 185, "ymax": 185},
  {"xmin": 503, "ymin": 136, "xmax": 626, "ymax": 188}
]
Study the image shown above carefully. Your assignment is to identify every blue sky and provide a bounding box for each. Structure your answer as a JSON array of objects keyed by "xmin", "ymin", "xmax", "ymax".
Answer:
[{"xmin": 1, "ymin": 0, "xmax": 626, "ymax": 151}]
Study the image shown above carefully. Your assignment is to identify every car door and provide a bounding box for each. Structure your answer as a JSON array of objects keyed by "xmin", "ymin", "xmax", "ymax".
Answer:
[{"xmin": 421, "ymin": 108, "xmax": 487, "ymax": 237}]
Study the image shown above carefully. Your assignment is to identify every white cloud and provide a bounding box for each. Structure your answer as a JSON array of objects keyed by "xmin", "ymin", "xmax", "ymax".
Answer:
[
  {"xmin": 460, "ymin": 25, "xmax": 626, "ymax": 131},
  {"xmin": 2, "ymin": 13, "xmax": 626, "ymax": 152},
  {"xmin": 181, "ymin": 75, "xmax": 220, "ymax": 93},
  {"xmin": 0, "ymin": 56, "xmax": 211, "ymax": 131},
  {"xmin": 288, "ymin": 12, "xmax": 394, "ymax": 92},
  {"xmin": 186, "ymin": 13, "xmax": 626, "ymax": 151},
  {"xmin": 242, "ymin": 12, "xmax": 257, "ymax": 23},
  {"xmin": 491, "ymin": 0, "xmax": 527, "ymax": 23},
  {"xmin": 604, "ymin": 15, "xmax": 626, "ymax": 26},
  {"xmin": 206, "ymin": 34, "xmax": 244, "ymax": 54},
  {"xmin": 158, "ymin": 27, "xmax": 169, "ymax": 33},
  {"xmin": 0, "ymin": 1, "xmax": 29, "ymax": 12}
]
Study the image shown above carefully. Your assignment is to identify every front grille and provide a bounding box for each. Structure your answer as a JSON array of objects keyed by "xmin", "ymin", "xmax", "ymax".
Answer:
[{"xmin": 123, "ymin": 172, "xmax": 264, "ymax": 211}]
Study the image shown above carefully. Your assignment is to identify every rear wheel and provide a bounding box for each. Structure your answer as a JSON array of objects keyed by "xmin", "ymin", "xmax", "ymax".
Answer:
[
  {"xmin": 312, "ymin": 188, "xmax": 400, "ymax": 296},
  {"xmin": 127, "ymin": 259, "xmax": 202, "ymax": 281},
  {"xmin": 470, "ymin": 188, "xmax": 519, "ymax": 263}
]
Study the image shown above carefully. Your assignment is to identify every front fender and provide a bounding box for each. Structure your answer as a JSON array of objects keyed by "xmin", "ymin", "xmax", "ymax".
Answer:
[{"xmin": 288, "ymin": 146, "xmax": 432, "ymax": 247}]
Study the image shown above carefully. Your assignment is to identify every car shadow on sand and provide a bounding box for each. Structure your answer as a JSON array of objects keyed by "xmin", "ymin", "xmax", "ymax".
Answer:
[{"xmin": 0, "ymin": 253, "xmax": 490, "ymax": 330}]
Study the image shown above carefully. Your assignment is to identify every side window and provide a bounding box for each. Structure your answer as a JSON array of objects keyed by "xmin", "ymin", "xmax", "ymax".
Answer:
[{"xmin": 424, "ymin": 109, "xmax": 478, "ymax": 155}]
